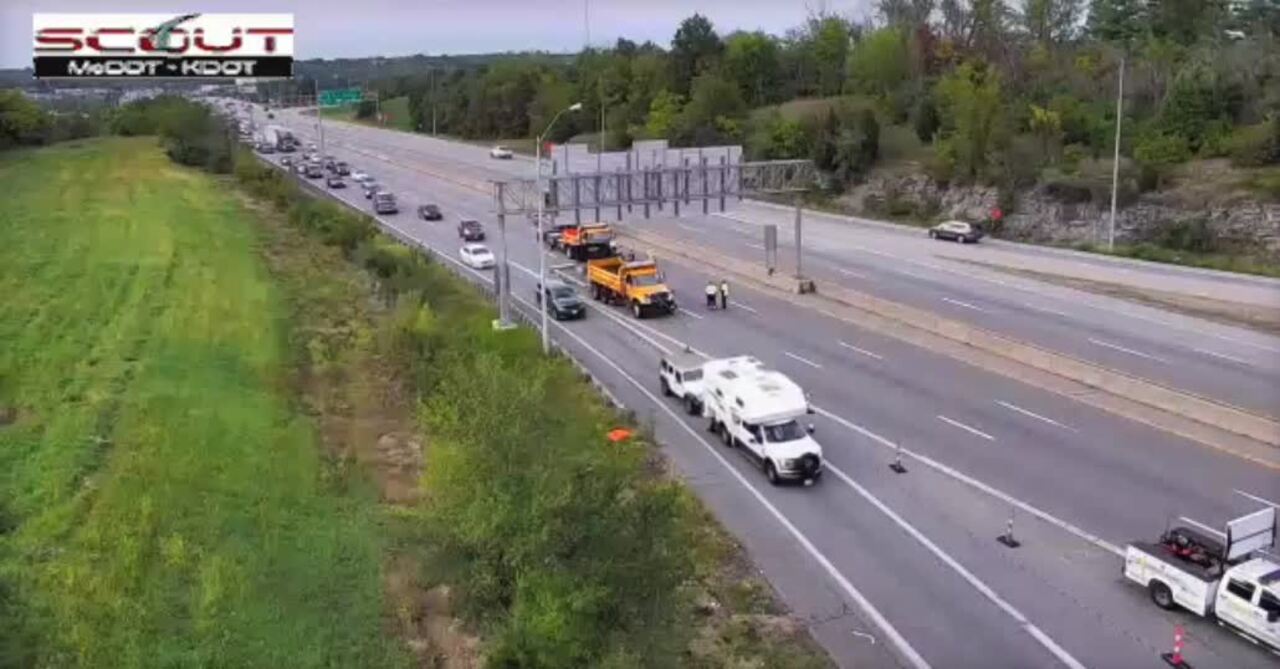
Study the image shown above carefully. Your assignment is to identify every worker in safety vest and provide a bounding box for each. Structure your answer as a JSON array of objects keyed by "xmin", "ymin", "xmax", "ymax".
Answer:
[
  {"xmin": 705, "ymin": 281, "xmax": 718, "ymax": 309},
  {"xmin": 718, "ymin": 280, "xmax": 729, "ymax": 310}
]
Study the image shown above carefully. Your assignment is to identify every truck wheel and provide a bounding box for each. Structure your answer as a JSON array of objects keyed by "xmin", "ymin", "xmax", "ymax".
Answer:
[
  {"xmin": 720, "ymin": 424, "xmax": 733, "ymax": 447},
  {"xmin": 765, "ymin": 461, "xmax": 781, "ymax": 486},
  {"xmin": 684, "ymin": 395, "xmax": 698, "ymax": 415},
  {"xmin": 1149, "ymin": 581, "xmax": 1175, "ymax": 610},
  {"xmin": 632, "ymin": 302, "xmax": 643, "ymax": 318},
  {"xmin": 707, "ymin": 416, "xmax": 718, "ymax": 434},
  {"xmin": 660, "ymin": 377, "xmax": 672, "ymax": 397}
]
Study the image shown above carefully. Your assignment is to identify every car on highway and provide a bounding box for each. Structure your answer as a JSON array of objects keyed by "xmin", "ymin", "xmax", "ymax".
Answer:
[
  {"xmin": 304, "ymin": 162, "xmax": 324, "ymax": 179},
  {"xmin": 489, "ymin": 145, "xmax": 514, "ymax": 159},
  {"xmin": 280, "ymin": 156, "xmax": 293, "ymax": 167},
  {"xmin": 266, "ymin": 112, "xmax": 274, "ymax": 119},
  {"xmin": 326, "ymin": 175, "xmax": 345, "ymax": 189},
  {"xmin": 459, "ymin": 243, "xmax": 496, "ymax": 269},
  {"xmin": 535, "ymin": 279, "xmax": 586, "ymax": 321},
  {"xmin": 542, "ymin": 221, "xmax": 576, "ymax": 250},
  {"xmin": 660, "ymin": 350, "xmax": 706, "ymax": 416},
  {"xmin": 418, "ymin": 203, "xmax": 443, "ymax": 220},
  {"xmin": 334, "ymin": 161, "xmax": 351, "ymax": 176},
  {"xmin": 351, "ymin": 170, "xmax": 371, "ymax": 183},
  {"xmin": 372, "ymin": 191, "xmax": 398, "ymax": 214},
  {"xmin": 306, "ymin": 142, "xmax": 317, "ymax": 152},
  {"xmin": 257, "ymin": 142, "xmax": 276, "ymax": 154},
  {"xmin": 362, "ymin": 180, "xmax": 382, "ymax": 198},
  {"xmin": 929, "ymin": 220, "xmax": 984, "ymax": 244},
  {"xmin": 458, "ymin": 219, "xmax": 485, "ymax": 241}
]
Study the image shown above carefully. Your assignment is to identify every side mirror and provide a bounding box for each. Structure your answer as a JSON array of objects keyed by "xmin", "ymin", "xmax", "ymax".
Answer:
[
  {"xmin": 807, "ymin": 406, "xmax": 815, "ymax": 415},
  {"xmin": 806, "ymin": 424, "xmax": 816, "ymax": 435}
]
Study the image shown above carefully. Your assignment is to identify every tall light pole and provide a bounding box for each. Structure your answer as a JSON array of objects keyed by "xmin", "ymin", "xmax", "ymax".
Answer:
[
  {"xmin": 1107, "ymin": 54, "xmax": 1124, "ymax": 252},
  {"xmin": 537, "ymin": 101, "xmax": 583, "ymax": 354}
]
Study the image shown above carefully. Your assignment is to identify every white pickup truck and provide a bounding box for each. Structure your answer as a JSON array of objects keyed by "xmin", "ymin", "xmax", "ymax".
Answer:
[
  {"xmin": 700, "ymin": 356, "xmax": 823, "ymax": 486},
  {"xmin": 659, "ymin": 350, "xmax": 706, "ymax": 416},
  {"xmin": 1124, "ymin": 507, "xmax": 1279, "ymax": 652}
]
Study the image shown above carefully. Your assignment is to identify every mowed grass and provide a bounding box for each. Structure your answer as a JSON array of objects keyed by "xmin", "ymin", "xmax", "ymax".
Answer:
[{"xmin": 0, "ymin": 138, "xmax": 402, "ymax": 668}]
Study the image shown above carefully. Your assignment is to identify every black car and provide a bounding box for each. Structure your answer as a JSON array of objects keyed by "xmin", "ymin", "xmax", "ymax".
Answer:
[
  {"xmin": 418, "ymin": 203, "xmax": 443, "ymax": 220},
  {"xmin": 536, "ymin": 280, "xmax": 586, "ymax": 320},
  {"xmin": 334, "ymin": 161, "xmax": 350, "ymax": 176},
  {"xmin": 326, "ymin": 175, "xmax": 345, "ymax": 189},
  {"xmin": 458, "ymin": 219, "xmax": 485, "ymax": 241}
]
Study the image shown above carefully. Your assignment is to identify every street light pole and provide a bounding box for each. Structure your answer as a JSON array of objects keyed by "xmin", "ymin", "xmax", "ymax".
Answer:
[
  {"xmin": 536, "ymin": 101, "xmax": 583, "ymax": 354},
  {"xmin": 1107, "ymin": 54, "xmax": 1125, "ymax": 252}
]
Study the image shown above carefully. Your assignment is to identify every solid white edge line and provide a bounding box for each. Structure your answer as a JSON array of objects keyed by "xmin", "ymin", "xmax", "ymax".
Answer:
[
  {"xmin": 995, "ymin": 401, "xmax": 1076, "ymax": 432},
  {"xmin": 825, "ymin": 466, "xmax": 1087, "ymax": 669},
  {"xmin": 941, "ymin": 297, "xmax": 985, "ymax": 312},
  {"xmin": 838, "ymin": 341, "xmax": 884, "ymax": 360},
  {"xmin": 937, "ymin": 415, "xmax": 996, "ymax": 441},
  {"xmin": 783, "ymin": 351, "xmax": 823, "ymax": 369},
  {"xmin": 732, "ymin": 302, "xmax": 759, "ymax": 314},
  {"xmin": 1193, "ymin": 348, "xmax": 1251, "ymax": 366}
]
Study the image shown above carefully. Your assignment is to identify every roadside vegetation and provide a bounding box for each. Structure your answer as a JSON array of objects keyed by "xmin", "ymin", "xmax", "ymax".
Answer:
[
  {"xmin": 0, "ymin": 136, "xmax": 403, "ymax": 667},
  {"xmin": 2, "ymin": 96, "xmax": 831, "ymax": 667}
]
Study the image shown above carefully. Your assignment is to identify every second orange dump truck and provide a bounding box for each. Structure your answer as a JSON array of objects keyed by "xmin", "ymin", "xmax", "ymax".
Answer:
[
  {"xmin": 586, "ymin": 257, "xmax": 678, "ymax": 318},
  {"xmin": 560, "ymin": 223, "xmax": 617, "ymax": 261}
]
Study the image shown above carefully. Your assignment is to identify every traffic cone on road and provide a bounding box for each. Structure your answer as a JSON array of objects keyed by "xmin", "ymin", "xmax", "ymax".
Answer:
[{"xmin": 1161, "ymin": 624, "xmax": 1192, "ymax": 668}]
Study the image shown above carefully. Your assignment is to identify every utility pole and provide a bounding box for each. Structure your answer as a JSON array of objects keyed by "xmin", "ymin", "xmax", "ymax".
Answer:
[{"xmin": 1107, "ymin": 54, "xmax": 1125, "ymax": 252}]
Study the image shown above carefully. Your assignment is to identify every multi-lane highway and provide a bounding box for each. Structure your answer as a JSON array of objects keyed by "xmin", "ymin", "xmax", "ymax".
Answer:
[{"xmin": 253, "ymin": 103, "xmax": 1279, "ymax": 668}]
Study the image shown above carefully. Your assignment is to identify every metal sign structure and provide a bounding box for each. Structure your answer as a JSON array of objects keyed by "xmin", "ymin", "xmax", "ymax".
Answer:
[{"xmin": 488, "ymin": 158, "xmax": 819, "ymax": 329}]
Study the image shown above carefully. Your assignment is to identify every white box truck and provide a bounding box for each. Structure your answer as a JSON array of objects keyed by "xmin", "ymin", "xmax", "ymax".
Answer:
[
  {"xmin": 1124, "ymin": 507, "xmax": 1279, "ymax": 652},
  {"xmin": 700, "ymin": 356, "xmax": 823, "ymax": 485}
]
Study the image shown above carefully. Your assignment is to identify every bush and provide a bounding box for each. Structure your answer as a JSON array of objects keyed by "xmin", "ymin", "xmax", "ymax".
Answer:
[
  {"xmin": 911, "ymin": 96, "xmax": 940, "ymax": 143},
  {"xmin": 1228, "ymin": 118, "xmax": 1280, "ymax": 167},
  {"xmin": 1134, "ymin": 131, "xmax": 1191, "ymax": 190},
  {"xmin": 1152, "ymin": 218, "xmax": 1219, "ymax": 253}
]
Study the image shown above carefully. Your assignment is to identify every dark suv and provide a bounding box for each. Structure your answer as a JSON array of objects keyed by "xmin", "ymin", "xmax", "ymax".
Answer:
[
  {"xmin": 458, "ymin": 219, "xmax": 485, "ymax": 241},
  {"xmin": 418, "ymin": 203, "xmax": 443, "ymax": 220}
]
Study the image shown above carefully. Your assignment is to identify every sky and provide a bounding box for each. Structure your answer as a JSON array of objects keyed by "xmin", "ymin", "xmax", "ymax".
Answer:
[{"xmin": 5, "ymin": 0, "xmax": 877, "ymax": 69}]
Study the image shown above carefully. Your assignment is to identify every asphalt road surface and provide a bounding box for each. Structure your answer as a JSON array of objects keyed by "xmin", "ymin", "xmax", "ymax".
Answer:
[{"xmin": 242, "ymin": 103, "xmax": 1280, "ymax": 668}]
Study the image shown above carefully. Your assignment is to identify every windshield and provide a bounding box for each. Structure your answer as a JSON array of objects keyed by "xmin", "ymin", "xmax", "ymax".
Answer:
[
  {"xmin": 630, "ymin": 274, "xmax": 663, "ymax": 287},
  {"xmin": 761, "ymin": 420, "xmax": 806, "ymax": 443},
  {"xmin": 551, "ymin": 287, "xmax": 576, "ymax": 299},
  {"xmin": 682, "ymin": 369, "xmax": 703, "ymax": 381}
]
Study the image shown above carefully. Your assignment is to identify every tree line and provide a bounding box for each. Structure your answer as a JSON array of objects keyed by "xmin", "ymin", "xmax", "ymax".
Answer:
[{"xmin": 301, "ymin": 0, "xmax": 1279, "ymax": 194}]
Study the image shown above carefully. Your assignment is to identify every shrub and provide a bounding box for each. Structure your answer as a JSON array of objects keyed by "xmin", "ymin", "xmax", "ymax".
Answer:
[
  {"xmin": 1134, "ymin": 131, "xmax": 1191, "ymax": 190},
  {"xmin": 911, "ymin": 96, "xmax": 941, "ymax": 143},
  {"xmin": 1228, "ymin": 118, "xmax": 1280, "ymax": 168},
  {"xmin": 1152, "ymin": 218, "xmax": 1219, "ymax": 253}
]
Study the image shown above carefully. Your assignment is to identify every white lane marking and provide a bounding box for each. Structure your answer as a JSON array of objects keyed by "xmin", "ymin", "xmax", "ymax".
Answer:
[
  {"xmin": 712, "ymin": 211, "xmax": 756, "ymax": 225},
  {"xmin": 838, "ymin": 341, "xmax": 884, "ymax": 361},
  {"xmin": 783, "ymin": 351, "xmax": 824, "ymax": 369},
  {"xmin": 535, "ymin": 299, "xmax": 932, "ymax": 669},
  {"xmin": 1178, "ymin": 516, "xmax": 1226, "ymax": 539},
  {"xmin": 1235, "ymin": 489, "xmax": 1280, "ymax": 508},
  {"xmin": 677, "ymin": 223, "xmax": 701, "ymax": 233},
  {"xmin": 937, "ymin": 415, "xmax": 996, "ymax": 442},
  {"xmin": 825, "ymin": 466, "xmax": 1087, "ymax": 669},
  {"xmin": 835, "ymin": 267, "xmax": 871, "ymax": 280},
  {"xmin": 941, "ymin": 297, "xmax": 986, "ymax": 312},
  {"xmin": 745, "ymin": 242, "xmax": 765, "ymax": 250},
  {"xmin": 732, "ymin": 301, "xmax": 759, "ymax": 314},
  {"xmin": 1086, "ymin": 338, "xmax": 1169, "ymax": 363},
  {"xmin": 1194, "ymin": 348, "xmax": 1250, "ymax": 366},
  {"xmin": 679, "ymin": 308, "xmax": 705, "ymax": 320},
  {"xmin": 1021, "ymin": 302, "xmax": 1069, "ymax": 317},
  {"xmin": 995, "ymin": 401, "xmax": 1076, "ymax": 432}
]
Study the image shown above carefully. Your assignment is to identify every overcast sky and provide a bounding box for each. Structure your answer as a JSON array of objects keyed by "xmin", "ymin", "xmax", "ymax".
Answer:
[{"xmin": 5, "ymin": 0, "xmax": 877, "ymax": 69}]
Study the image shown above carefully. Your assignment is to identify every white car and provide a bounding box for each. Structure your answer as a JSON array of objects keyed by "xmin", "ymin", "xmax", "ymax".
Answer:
[
  {"xmin": 460, "ymin": 243, "xmax": 496, "ymax": 269},
  {"xmin": 350, "ymin": 170, "xmax": 370, "ymax": 183},
  {"xmin": 489, "ymin": 145, "xmax": 514, "ymax": 159}
]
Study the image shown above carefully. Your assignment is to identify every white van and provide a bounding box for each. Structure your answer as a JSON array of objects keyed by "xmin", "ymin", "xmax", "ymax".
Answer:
[{"xmin": 700, "ymin": 356, "xmax": 823, "ymax": 485}]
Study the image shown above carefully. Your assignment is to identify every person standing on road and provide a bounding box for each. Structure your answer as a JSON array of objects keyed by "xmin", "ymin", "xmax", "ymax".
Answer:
[
  {"xmin": 718, "ymin": 280, "xmax": 729, "ymax": 310},
  {"xmin": 705, "ymin": 281, "xmax": 718, "ymax": 309}
]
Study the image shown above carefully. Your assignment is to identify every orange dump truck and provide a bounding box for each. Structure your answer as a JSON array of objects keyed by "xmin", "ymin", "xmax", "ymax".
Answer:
[
  {"xmin": 586, "ymin": 257, "xmax": 677, "ymax": 318},
  {"xmin": 560, "ymin": 223, "xmax": 617, "ymax": 261}
]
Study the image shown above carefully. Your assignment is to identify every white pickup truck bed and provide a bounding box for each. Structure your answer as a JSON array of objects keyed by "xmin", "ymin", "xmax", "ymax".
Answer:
[{"xmin": 1124, "ymin": 542, "xmax": 1219, "ymax": 616}]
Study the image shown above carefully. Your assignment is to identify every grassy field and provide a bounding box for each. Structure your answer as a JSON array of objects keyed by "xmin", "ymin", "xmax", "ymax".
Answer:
[{"xmin": 0, "ymin": 138, "xmax": 403, "ymax": 668}]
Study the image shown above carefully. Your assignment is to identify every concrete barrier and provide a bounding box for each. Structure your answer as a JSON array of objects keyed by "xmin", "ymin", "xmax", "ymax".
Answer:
[{"xmin": 618, "ymin": 225, "xmax": 1280, "ymax": 448}]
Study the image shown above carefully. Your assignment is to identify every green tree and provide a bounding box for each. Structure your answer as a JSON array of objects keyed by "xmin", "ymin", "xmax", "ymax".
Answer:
[
  {"xmin": 670, "ymin": 14, "xmax": 723, "ymax": 95},
  {"xmin": 355, "ymin": 100, "xmax": 376, "ymax": 119},
  {"xmin": 833, "ymin": 109, "xmax": 881, "ymax": 183},
  {"xmin": 935, "ymin": 62, "xmax": 1006, "ymax": 180},
  {"xmin": 723, "ymin": 31, "xmax": 782, "ymax": 107},
  {"xmin": 1021, "ymin": 0, "xmax": 1085, "ymax": 44},
  {"xmin": 0, "ymin": 90, "xmax": 52, "ymax": 149},
  {"xmin": 1149, "ymin": 0, "xmax": 1231, "ymax": 45},
  {"xmin": 847, "ymin": 27, "xmax": 910, "ymax": 97},
  {"xmin": 878, "ymin": 0, "xmax": 937, "ymax": 28},
  {"xmin": 912, "ymin": 95, "xmax": 942, "ymax": 142},
  {"xmin": 811, "ymin": 15, "xmax": 853, "ymax": 96},
  {"xmin": 527, "ymin": 71, "xmax": 577, "ymax": 142},
  {"xmin": 1086, "ymin": 0, "xmax": 1147, "ymax": 44},
  {"xmin": 675, "ymin": 71, "xmax": 747, "ymax": 145},
  {"xmin": 747, "ymin": 110, "xmax": 812, "ymax": 159},
  {"xmin": 1028, "ymin": 103, "xmax": 1065, "ymax": 162},
  {"xmin": 642, "ymin": 90, "xmax": 684, "ymax": 139}
]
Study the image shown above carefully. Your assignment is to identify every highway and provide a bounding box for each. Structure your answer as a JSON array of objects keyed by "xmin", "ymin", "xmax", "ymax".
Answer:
[{"xmin": 256, "ymin": 104, "xmax": 1280, "ymax": 668}]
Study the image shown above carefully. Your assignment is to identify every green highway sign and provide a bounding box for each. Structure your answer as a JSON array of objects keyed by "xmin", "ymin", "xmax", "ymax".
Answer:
[{"xmin": 318, "ymin": 88, "xmax": 363, "ymax": 107}]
